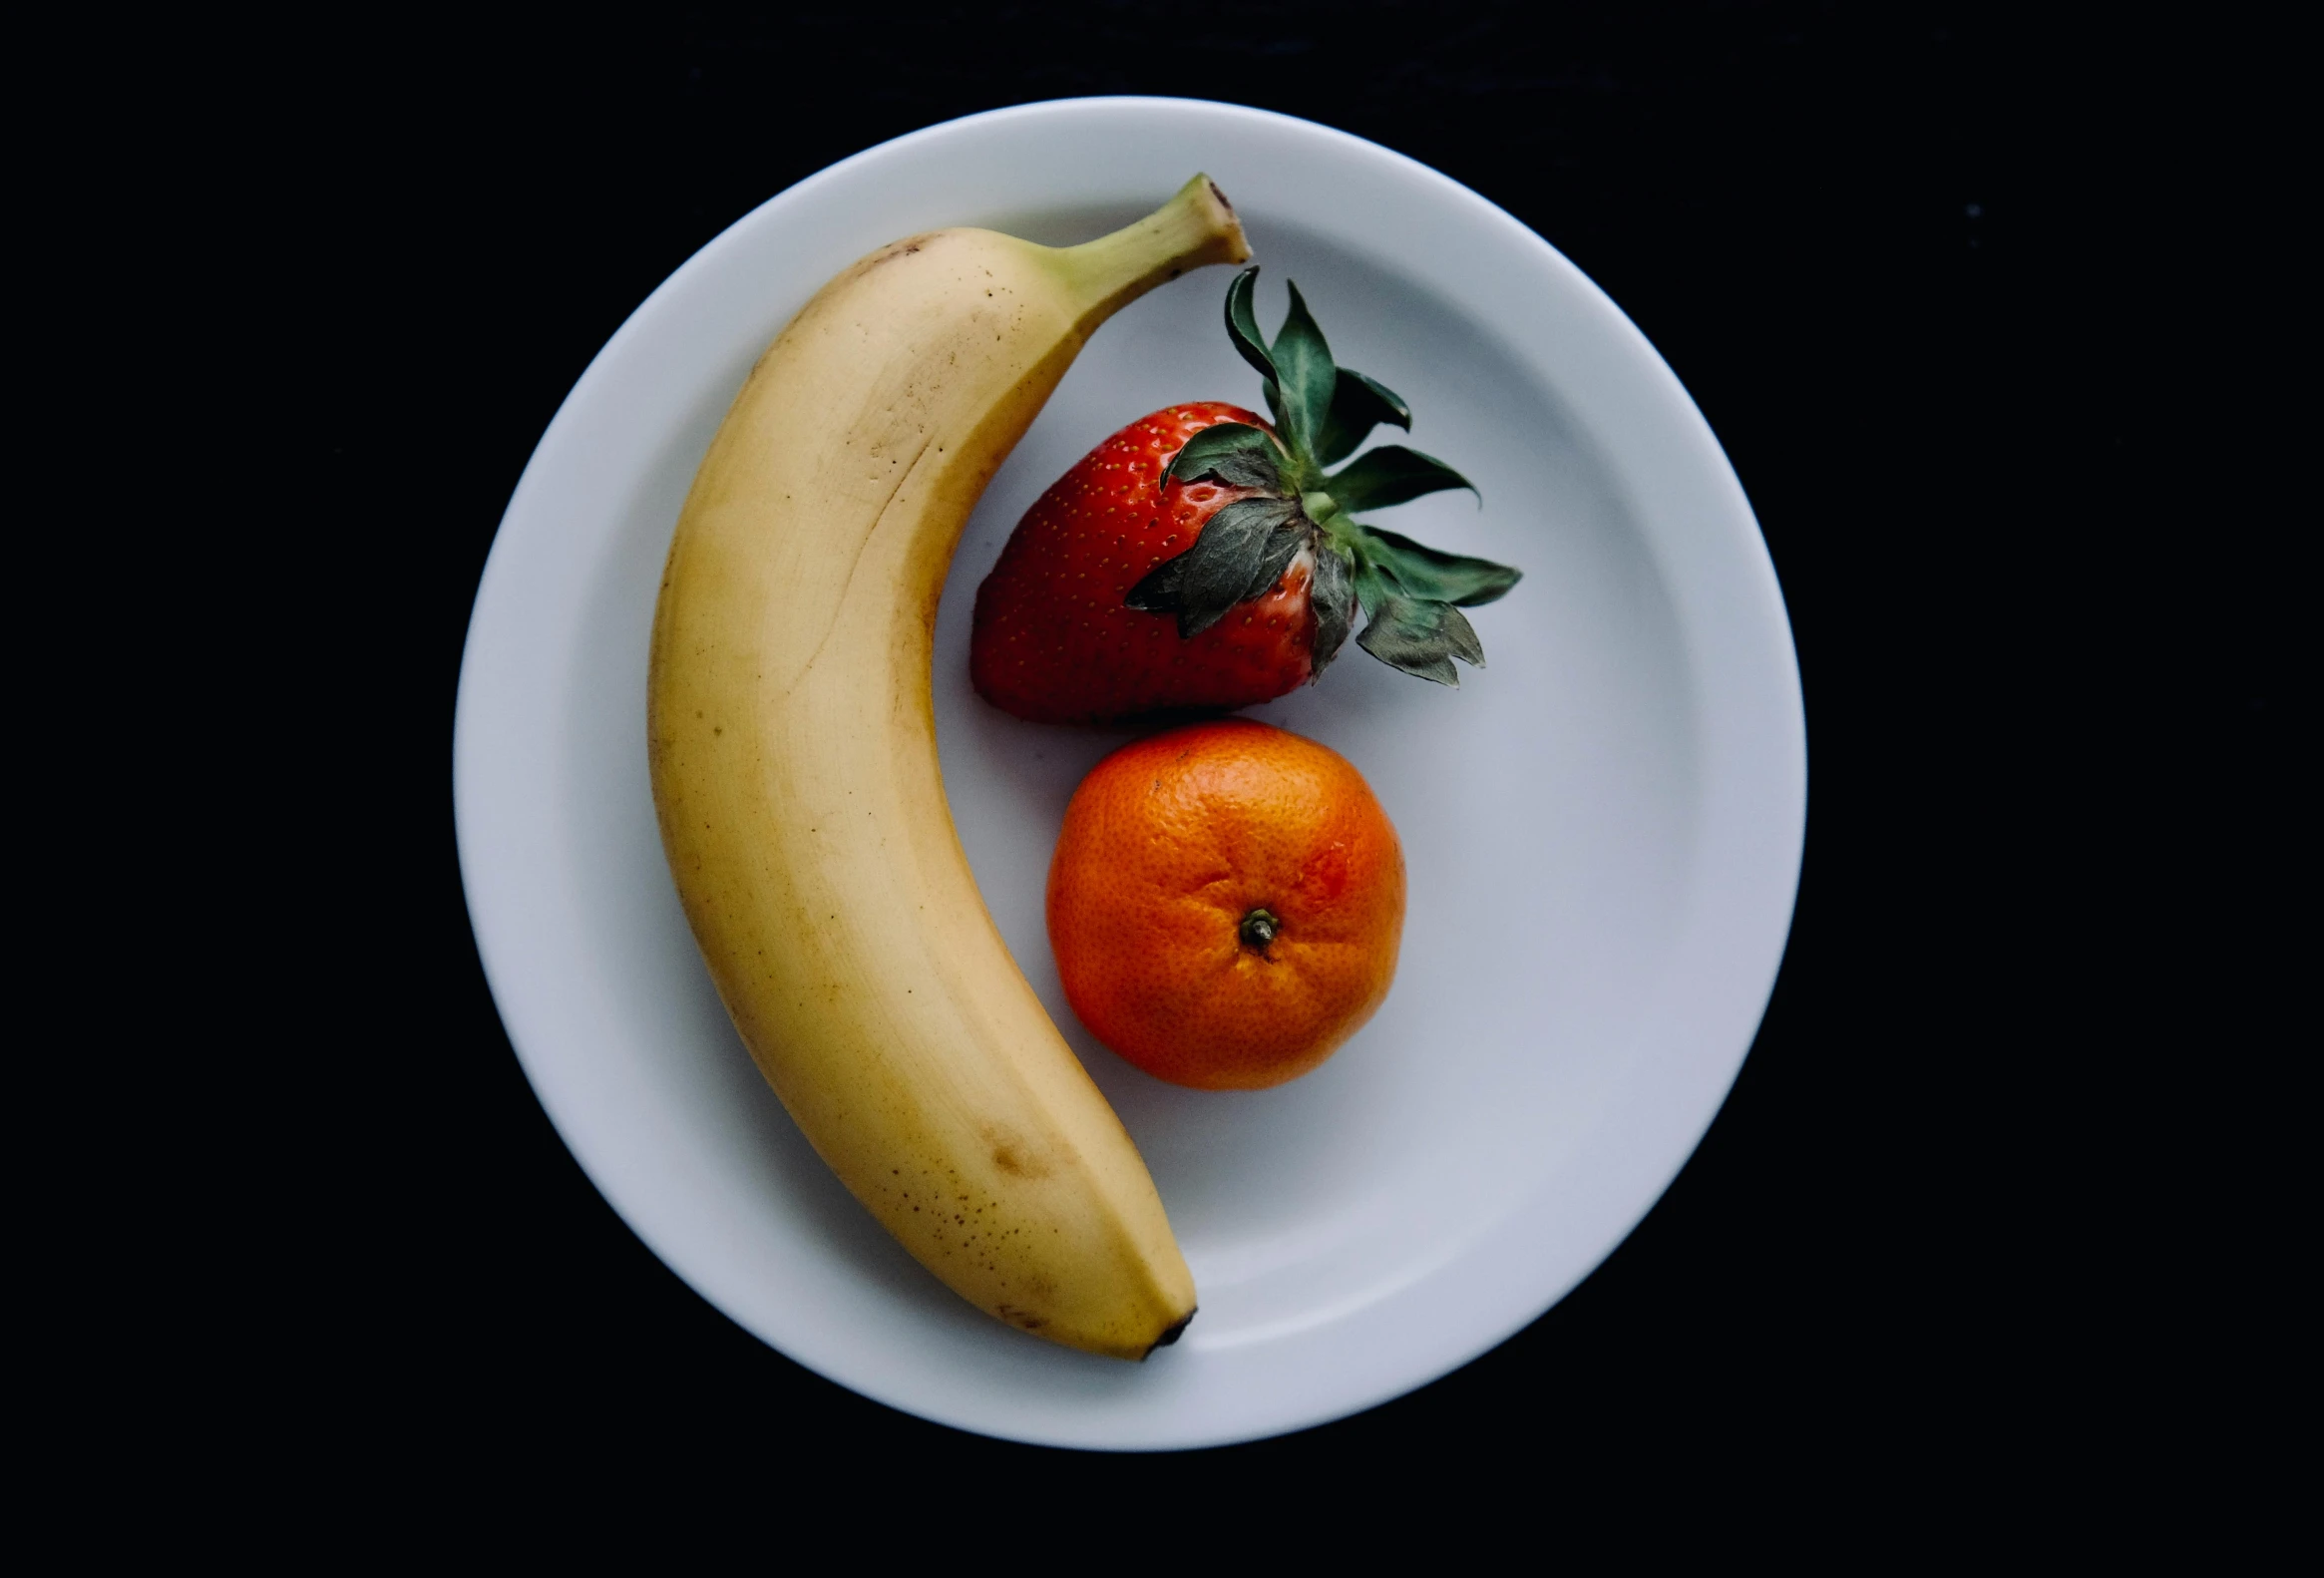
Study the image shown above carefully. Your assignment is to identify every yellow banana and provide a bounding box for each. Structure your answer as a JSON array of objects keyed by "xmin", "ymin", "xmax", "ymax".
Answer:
[{"xmin": 648, "ymin": 177, "xmax": 1250, "ymax": 1359}]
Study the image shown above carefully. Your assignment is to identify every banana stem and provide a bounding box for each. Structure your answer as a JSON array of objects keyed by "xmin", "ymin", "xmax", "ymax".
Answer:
[{"xmin": 1048, "ymin": 175, "xmax": 1253, "ymax": 326}]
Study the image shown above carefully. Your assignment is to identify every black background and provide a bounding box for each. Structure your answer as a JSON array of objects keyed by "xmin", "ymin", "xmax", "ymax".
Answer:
[{"xmin": 310, "ymin": 2, "xmax": 2278, "ymax": 1481}]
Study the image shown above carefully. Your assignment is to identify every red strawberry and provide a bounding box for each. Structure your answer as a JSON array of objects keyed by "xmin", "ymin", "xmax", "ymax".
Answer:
[
  {"xmin": 969, "ymin": 269, "xmax": 1522, "ymax": 726},
  {"xmin": 970, "ymin": 401, "xmax": 1319, "ymax": 724}
]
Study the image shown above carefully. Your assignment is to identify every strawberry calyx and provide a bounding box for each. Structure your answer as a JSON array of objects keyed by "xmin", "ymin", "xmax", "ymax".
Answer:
[{"xmin": 1124, "ymin": 267, "xmax": 1522, "ymax": 687}]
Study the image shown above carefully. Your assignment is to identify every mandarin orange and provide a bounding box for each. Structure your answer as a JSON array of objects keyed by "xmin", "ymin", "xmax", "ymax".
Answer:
[{"xmin": 1046, "ymin": 720, "xmax": 1405, "ymax": 1090}]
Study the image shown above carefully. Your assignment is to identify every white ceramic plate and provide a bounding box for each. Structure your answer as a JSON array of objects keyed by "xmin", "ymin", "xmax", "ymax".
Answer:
[{"xmin": 454, "ymin": 98, "xmax": 1804, "ymax": 1448}]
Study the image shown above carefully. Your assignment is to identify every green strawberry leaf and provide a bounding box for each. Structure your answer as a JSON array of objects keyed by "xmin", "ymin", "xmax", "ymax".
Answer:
[
  {"xmin": 1224, "ymin": 267, "xmax": 1276, "ymax": 384},
  {"xmin": 1268, "ymin": 281, "xmax": 1338, "ymax": 468},
  {"xmin": 1159, "ymin": 422, "xmax": 1284, "ymax": 493},
  {"xmin": 1350, "ymin": 551, "xmax": 1395, "ymax": 618},
  {"xmin": 1310, "ymin": 544, "xmax": 1357, "ymax": 671},
  {"xmin": 1125, "ymin": 497, "xmax": 1304, "ymax": 637},
  {"xmin": 1245, "ymin": 513, "xmax": 1311, "ymax": 608},
  {"xmin": 1355, "ymin": 594, "xmax": 1484, "ymax": 686},
  {"xmin": 1314, "ymin": 369, "xmax": 1412, "ymax": 467},
  {"xmin": 1325, "ymin": 446, "xmax": 1478, "ymax": 513},
  {"xmin": 1358, "ymin": 525, "xmax": 1522, "ymax": 606}
]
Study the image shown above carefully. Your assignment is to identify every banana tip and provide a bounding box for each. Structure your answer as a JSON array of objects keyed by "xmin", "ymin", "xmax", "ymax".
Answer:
[
  {"xmin": 1197, "ymin": 177, "xmax": 1251, "ymax": 265},
  {"xmin": 1140, "ymin": 1308, "xmax": 1197, "ymax": 1361}
]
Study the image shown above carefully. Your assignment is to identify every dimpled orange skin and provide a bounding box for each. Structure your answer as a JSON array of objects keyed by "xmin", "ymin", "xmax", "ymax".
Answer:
[{"xmin": 1047, "ymin": 720, "xmax": 1406, "ymax": 1090}]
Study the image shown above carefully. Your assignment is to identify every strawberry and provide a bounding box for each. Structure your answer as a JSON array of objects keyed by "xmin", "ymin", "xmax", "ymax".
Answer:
[
  {"xmin": 970, "ymin": 400, "xmax": 1310, "ymax": 723},
  {"xmin": 969, "ymin": 268, "xmax": 1520, "ymax": 725}
]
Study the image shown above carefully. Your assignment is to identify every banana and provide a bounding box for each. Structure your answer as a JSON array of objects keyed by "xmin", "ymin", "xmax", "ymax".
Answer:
[{"xmin": 648, "ymin": 177, "xmax": 1250, "ymax": 1359}]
